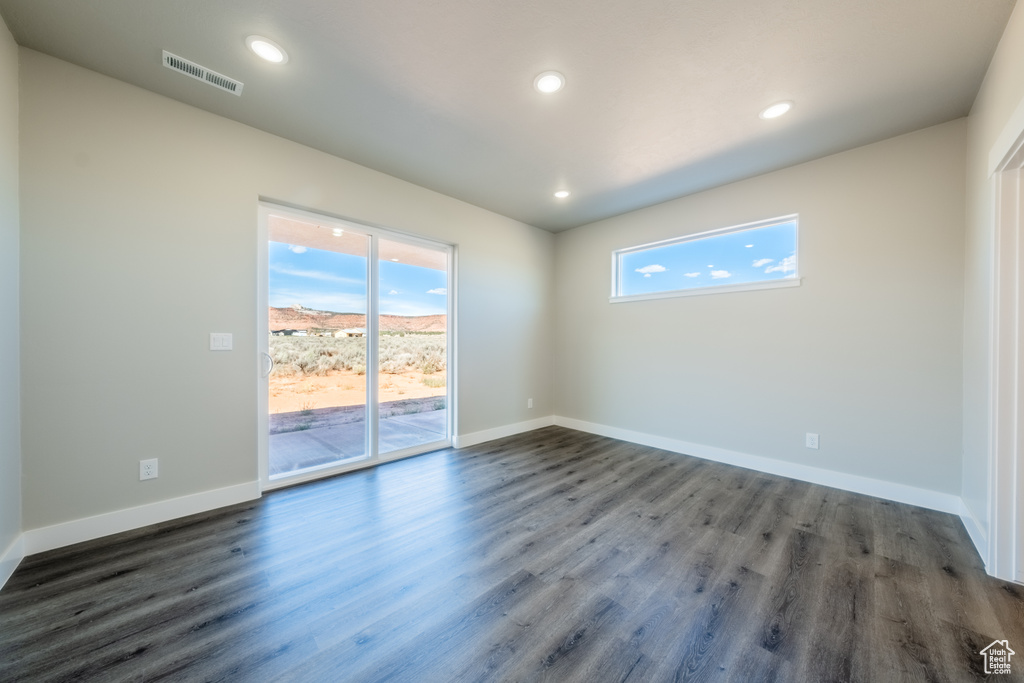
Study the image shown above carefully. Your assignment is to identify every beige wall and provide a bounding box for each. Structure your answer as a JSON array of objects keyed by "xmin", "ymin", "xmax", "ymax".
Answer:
[
  {"xmin": 19, "ymin": 50, "xmax": 554, "ymax": 530},
  {"xmin": 0, "ymin": 16, "xmax": 20, "ymax": 557},
  {"xmin": 554, "ymin": 120, "xmax": 966, "ymax": 495},
  {"xmin": 962, "ymin": 3, "xmax": 1024, "ymax": 538}
]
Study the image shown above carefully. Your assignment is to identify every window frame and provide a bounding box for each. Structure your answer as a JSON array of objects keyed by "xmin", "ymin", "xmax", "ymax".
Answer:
[
  {"xmin": 257, "ymin": 202, "xmax": 457, "ymax": 492},
  {"xmin": 610, "ymin": 214, "xmax": 801, "ymax": 303}
]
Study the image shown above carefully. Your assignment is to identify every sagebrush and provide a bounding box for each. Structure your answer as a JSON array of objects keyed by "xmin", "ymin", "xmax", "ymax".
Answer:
[{"xmin": 270, "ymin": 334, "xmax": 447, "ymax": 377}]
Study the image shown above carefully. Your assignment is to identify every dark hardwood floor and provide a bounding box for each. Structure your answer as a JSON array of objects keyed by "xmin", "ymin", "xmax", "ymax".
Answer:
[{"xmin": 1, "ymin": 426, "xmax": 1021, "ymax": 682}]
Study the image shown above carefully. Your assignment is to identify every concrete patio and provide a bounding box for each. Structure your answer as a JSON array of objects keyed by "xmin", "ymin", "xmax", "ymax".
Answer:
[{"xmin": 269, "ymin": 407, "xmax": 447, "ymax": 477}]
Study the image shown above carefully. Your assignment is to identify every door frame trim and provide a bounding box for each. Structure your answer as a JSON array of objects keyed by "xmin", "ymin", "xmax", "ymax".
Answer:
[{"xmin": 986, "ymin": 111, "xmax": 1024, "ymax": 583}]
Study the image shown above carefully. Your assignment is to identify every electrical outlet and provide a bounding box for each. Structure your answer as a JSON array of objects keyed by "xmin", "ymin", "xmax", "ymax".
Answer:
[
  {"xmin": 805, "ymin": 433, "xmax": 820, "ymax": 450},
  {"xmin": 140, "ymin": 458, "xmax": 158, "ymax": 480},
  {"xmin": 528, "ymin": 398, "xmax": 533, "ymax": 409}
]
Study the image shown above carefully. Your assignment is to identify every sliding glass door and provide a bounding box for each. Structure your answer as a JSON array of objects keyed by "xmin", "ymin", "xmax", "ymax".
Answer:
[
  {"xmin": 377, "ymin": 238, "xmax": 449, "ymax": 456},
  {"xmin": 258, "ymin": 205, "xmax": 453, "ymax": 488}
]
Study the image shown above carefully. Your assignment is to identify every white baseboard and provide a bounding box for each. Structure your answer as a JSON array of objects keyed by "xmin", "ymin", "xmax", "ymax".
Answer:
[
  {"xmin": 22, "ymin": 481, "xmax": 261, "ymax": 556},
  {"xmin": 454, "ymin": 416, "xmax": 556, "ymax": 449},
  {"xmin": 0, "ymin": 533, "xmax": 25, "ymax": 591},
  {"xmin": 4, "ymin": 417, "xmax": 978, "ymax": 584},
  {"xmin": 553, "ymin": 416, "xmax": 963, "ymax": 515},
  {"xmin": 958, "ymin": 499, "xmax": 990, "ymax": 571}
]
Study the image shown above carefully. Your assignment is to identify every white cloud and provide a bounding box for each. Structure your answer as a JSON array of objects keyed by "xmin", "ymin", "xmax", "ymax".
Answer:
[
  {"xmin": 711, "ymin": 270, "xmax": 732, "ymax": 279},
  {"xmin": 388, "ymin": 289, "xmax": 399, "ymax": 295},
  {"xmin": 752, "ymin": 258, "xmax": 774, "ymax": 268},
  {"xmin": 635, "ymin": 264, "xmax": 667, "ymax": 275},
  {"xmin": 379, "ymin": 299, "xmax": 447, "ymax": 317},
  {"xmin": 427, "ymin": 288, "xmax": 447, "ymax": 295},
  {"xmin": 765, "ymin": 255, "xmax": 796, "ymax": 274},
  {"xmin": 684, "ymin": 272, "xmax": 700, "ymax": 278},
  {"xmin": 269, "ymin": 264, "xmax": 364, "ymax": 285},
  {"xmin": 287, "ymin": 245, "xmax": 307, "ymax": 254}
]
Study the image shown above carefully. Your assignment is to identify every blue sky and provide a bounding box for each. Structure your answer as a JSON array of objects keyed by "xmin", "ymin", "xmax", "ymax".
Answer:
[
  {"xmin": 619, "ymin": 221, "xmax": 797, "ymax": 296},
  {"xmin": 269, "ymin": 242, "xmax": 447, "ymax": 316}
]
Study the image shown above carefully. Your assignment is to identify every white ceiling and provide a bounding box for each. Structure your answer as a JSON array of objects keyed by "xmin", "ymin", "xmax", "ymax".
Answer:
[{"xmin": 0, "ymin": 0, "xmax": 1016, "ymax": 231}]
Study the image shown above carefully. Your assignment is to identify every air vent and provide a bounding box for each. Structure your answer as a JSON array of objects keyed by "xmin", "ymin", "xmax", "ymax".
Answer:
[{"xmin": 162, "ymin": 51, "xmax": 243, "ymax": 96}]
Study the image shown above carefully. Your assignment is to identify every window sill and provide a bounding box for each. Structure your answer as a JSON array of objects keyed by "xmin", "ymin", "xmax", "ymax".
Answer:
[{"xmin": 610, "ymin": 276, "xmax": 801, "ymax": 304}]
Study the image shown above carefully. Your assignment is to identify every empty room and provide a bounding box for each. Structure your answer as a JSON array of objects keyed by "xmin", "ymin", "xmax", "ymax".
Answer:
[{"xmin": 1, "ymin": 1, "xmax": 1023, "ymax": 681}]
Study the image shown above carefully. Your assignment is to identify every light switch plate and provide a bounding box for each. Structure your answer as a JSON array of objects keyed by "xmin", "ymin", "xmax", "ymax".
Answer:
[{"xmin": 210, "ymin": 333, "xmax": 233, "ymax": 351}]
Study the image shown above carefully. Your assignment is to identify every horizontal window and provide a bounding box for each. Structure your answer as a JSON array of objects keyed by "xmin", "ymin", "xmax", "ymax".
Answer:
[{"xmin": 611, "ymin": 215, "xmax": 799, "ymax": 302}]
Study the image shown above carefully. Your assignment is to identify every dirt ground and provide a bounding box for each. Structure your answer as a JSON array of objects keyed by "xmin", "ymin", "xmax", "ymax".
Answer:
[{"xmin": 269, "ymin": 369, "xmax": 445, "ymax": 414}]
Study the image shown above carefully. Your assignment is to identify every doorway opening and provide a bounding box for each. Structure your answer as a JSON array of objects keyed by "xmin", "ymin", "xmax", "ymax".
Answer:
[{"xmin": 258, "ymin": 204, "xmax": 454, "ymax": 488}]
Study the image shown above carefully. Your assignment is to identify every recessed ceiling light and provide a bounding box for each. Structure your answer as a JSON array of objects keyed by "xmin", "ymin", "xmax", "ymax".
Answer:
[
  {"xmin": 332, "ymin": 228, "xmax": 344, "ymax": 237},
  {"xmin": 534, "ymin": 71, "xmax": 565, "ymax": 94},
  {"xmin": 246, "ymin": 35, "xmax": 288, "ymax": 64},
  {"xmin": 390, "ymin": 258, "xmax": 399, "ymax": 262},
  {"xmin": 759, "ymin": 101, "xmax": 793, "ymax": 120},
  {"xmin": 554, "ymin": 190, "xmax": 570, "ymax": 199}
]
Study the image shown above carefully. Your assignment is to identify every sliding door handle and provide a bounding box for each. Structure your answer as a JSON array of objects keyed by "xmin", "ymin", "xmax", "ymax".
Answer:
[{"xmin": 261, "ymin": 351, "xmax": 275, "ymax": 378}]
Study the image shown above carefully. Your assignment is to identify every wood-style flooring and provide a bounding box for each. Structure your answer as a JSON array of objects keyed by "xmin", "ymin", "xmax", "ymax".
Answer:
[{"xmin": 1, "ymin": 426, "xmax": 1021, "ymax": 682}]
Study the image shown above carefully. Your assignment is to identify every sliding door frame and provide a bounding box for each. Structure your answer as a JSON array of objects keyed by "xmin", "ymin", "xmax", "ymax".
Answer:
[{"xmin": 257, "ymin": 201, "xmax": 456, "ymax": 492}]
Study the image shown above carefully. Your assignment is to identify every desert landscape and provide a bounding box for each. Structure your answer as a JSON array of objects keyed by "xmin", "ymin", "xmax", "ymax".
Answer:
[
  {"xmin": 270, "ymin": 305, "xmax": 446, "ymax": 334},
  {"xmin": 269, "ymin": 370, "xmax": 444, "ymax": 414},
  {"xmin": 268, "ymin": 306, "xmax": 447, "ymax": 416}
]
